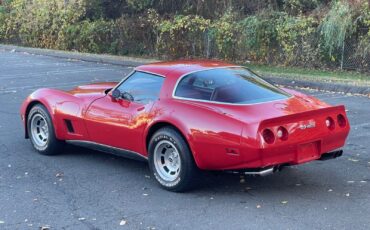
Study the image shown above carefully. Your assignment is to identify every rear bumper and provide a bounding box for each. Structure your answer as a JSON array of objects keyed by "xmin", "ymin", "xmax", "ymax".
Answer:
[{"xmin": 226, "ymin": 150, "xmax": 343, "ymax": 176}]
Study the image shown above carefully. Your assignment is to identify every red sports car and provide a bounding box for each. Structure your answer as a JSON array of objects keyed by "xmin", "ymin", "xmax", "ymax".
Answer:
[{"xmin": 20, "ymin": 60, "xmax": 350, "ymax": 191}]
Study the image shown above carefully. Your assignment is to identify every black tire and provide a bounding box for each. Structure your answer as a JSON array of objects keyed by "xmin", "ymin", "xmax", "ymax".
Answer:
[
  {"xmin": 27, "ymin": 104, "xmax": 64, "ymax": 155},
  {"xmin": 148, "ymin": 127, "xmax": 200, "ymax": 192}
]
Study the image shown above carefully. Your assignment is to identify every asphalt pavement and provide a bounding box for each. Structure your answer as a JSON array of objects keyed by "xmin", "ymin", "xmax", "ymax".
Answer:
[{"xmin": 0, "ymin": 48, "xmax": 370, "ymax": 230}]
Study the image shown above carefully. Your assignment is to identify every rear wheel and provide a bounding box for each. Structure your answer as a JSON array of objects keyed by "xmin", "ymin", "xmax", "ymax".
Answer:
[
  {"xmin": 27, "ymin": 104, "xmax": 64, "ymax": 155},
  {"xmin": 148, "ymin": 127, "xmax": 199, "ymax": 192}
]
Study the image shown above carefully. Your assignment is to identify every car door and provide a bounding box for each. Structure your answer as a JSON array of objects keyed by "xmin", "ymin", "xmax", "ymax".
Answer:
[{"xmin": 84, "ymin": 71, "xmax": 165, "ymax": 154}]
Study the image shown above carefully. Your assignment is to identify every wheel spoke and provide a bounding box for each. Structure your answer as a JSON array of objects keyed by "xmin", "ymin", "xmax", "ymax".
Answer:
[
  {"xmin": 30, "ymin": 113, "xmax": 49, "ymax": 148},
  {"xmin": 154, "ymin": 140, "xmax": 181, "ymax": 182}
]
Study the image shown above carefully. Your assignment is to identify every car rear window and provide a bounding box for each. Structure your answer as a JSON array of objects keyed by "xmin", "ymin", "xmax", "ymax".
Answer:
[{"xmin": 174, "ymin": 67, "xmax": 290, "ymax": 104}]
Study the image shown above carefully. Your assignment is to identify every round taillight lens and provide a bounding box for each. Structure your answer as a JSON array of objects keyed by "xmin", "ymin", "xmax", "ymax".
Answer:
[
  {"xmin": 277, "ymin": 126, "xmax": 288, "ymax": 141},
  {"xmin": 262, "ymin": 129, "xmax": 275, "ymax": 144},
  {"xmin": 326, "ymin": 117, "xmax": 335, "ymax": 130},
  {"xmin": 337, "ymin": 114, "xmax": 347, "ymax": 128}
]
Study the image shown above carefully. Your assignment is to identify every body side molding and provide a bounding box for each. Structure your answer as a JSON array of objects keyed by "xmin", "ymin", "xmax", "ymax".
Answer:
[{"xmin": 66, "ymin": 140, "xmax": 148, "ymax": 161}]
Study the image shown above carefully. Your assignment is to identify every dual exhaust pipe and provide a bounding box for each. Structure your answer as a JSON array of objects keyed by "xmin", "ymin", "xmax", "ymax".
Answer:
[{"xmin": 318, "ymin": 150, "xmax": 343, "ymax": 161}]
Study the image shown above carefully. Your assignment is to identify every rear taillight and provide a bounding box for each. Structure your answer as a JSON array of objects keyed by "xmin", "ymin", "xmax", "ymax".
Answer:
[
  {"xmin": 337, "ymin": 114, "xmax": 347, "ymax": 127},
  {"xmin": 262, "ymin": 129, "xmax": 275, "ymax": 144},
  {"xmin": 277, "ymin": 126, "xmax": 288, "ymax": 141},
  {"xmin": 326, "ymin": 117, "xmax": 335, "ymax": 130}
]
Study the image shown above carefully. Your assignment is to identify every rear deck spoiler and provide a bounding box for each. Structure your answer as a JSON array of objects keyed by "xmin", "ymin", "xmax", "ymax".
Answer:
[{"xmin": 259, "ymin": 105, "xmax": 347, "ymax": 128}]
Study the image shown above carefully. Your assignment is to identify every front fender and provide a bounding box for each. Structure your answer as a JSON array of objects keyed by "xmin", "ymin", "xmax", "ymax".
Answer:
[{"xmin": 20, "ymin": 88, "xmax": 82, "ymax": 140}]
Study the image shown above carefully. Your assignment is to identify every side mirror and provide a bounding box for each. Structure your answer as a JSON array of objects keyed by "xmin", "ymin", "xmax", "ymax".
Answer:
[
  {"xmin": 122, "ymin": 92, "xmax": 134, "ymax": 101},
  {"xmin": 111, "ymin": 89, "xmax": 121, "ymax": 100}
]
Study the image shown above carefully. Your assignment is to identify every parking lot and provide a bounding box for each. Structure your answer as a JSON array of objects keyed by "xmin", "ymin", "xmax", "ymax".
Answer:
[{"xmin": 0, "ymin": 48, "xmax": 370, "ymax": 229}]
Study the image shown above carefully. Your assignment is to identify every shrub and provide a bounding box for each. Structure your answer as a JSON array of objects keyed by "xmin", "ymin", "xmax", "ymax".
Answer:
[
  {"xmin": 1, "ymin": 0, "xmax": 85, "ymax": 48},
  {"xmin": 276, "ymin": 15, "xmax": 319, "ymax": 66},
  {"xmin": 61, "ymin": 19, "xmax": 115, "ymax": 53},
  {"xmin": 239, "ymin": 10, "xmax": 283, "ymax": 63},
  {"xmin": 210, "ymin": 10, "xmax": 239, "ymax": 59},
  {"xmin": 156, "ymin": 14, "xmax": 210, "ymax": 58},
  {"xmin": 113, "ymin": 11, "xmax": 157, "ymax": 55},
  {"xmin": 319, "ymin": 1, "xmax": 354, "ymax": 61}
]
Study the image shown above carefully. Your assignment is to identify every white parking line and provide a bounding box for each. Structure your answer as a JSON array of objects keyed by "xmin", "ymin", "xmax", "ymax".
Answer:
[
  {"xmin": 0, "ymin": 68, "xmax": 120, "ymax": 80},
  {"xmin": 310, "ymin": 92, "xmax": 333, "ymax": 97},
  {"xmin": 0, "ymin": 80, "xmax": 103, "ymax": 91},
  {"xmin": 322, "ymin": 95, "xmax": 350, "ymax": 100}
]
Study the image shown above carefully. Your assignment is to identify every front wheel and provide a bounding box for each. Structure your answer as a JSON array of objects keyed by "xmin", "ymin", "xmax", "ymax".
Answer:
[
  {"xmin": 148, "ymin": 127, "xmax": 199, "ymax": 192},
  {"xmin": 27, "ymin": 104, "xmax": 64, "ymax": 155}
]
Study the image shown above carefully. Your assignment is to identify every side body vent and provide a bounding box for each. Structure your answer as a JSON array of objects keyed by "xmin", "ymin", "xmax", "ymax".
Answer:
[{"xmin": 64, "ymin": 119, "xmax": 75, "ymax": 133}]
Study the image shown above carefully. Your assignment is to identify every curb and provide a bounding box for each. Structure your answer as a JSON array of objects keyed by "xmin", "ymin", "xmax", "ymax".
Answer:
[
  {"xmin": 263, "ymin": 76, "xmax": 370, "ymax": 96},
  {"xmin": 1, "ymin": 44, "xmax": 369, "ymax": 96},
  {"xmin": 0, "ymin": 44, "xmax": 157, "ymax": 67}
]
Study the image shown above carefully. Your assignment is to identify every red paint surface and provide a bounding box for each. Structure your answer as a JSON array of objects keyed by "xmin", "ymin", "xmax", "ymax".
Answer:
[{"xmin": 20, "ymin": 61, "xmax": 350, "ymax": 170}]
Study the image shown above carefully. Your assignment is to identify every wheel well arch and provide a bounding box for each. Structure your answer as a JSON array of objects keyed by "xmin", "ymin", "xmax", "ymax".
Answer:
[
  {"xmin": 145, "ymin": 122, "xmax": 190, "ymax": 153},
  {"xmin": 24, "ymin": 100, "xmax": 43, "ymax": 138}
]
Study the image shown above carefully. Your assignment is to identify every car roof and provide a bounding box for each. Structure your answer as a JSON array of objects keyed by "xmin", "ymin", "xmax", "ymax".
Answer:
[{"xmin": 135, "ymin": 60, "xmax": 239, "ymax": 79}]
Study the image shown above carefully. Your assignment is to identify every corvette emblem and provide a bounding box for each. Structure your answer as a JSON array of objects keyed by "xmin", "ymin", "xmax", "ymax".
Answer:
[{"xmin": 299, "ymin": 121, "xmax": 316, "ymax": 130}]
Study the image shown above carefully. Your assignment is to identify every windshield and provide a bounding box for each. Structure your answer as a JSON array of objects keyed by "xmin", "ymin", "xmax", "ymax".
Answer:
[{"xmin": 174, "ymin": 67, "xmax": 290, "ymax": 104}]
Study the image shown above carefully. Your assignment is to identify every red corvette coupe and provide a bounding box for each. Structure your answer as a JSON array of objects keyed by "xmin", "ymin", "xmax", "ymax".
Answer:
[{"xmin": 20, "ymin": 60, "xmax": 350, "ymax": 191}]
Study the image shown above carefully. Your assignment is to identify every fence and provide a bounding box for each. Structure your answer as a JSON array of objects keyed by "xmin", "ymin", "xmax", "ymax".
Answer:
[{"xmin": 200, "ymin": 29, "xmax": 369, "ymax": 72}]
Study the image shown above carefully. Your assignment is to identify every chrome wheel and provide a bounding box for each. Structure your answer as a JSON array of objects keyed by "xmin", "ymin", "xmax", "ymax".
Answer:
[
  {"xmin": 30, "ymin": 113, "xmax": 49, "ymax": 148},
  {"xmin": 154, "ymin": 140, "xmax": 181, "ymax": 182}
]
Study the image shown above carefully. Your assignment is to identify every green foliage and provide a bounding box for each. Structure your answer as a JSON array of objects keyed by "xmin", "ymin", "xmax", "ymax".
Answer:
[
  {"xmin": 276, "ymin": 15, "xmax": 318, "ymax": 65},
  {"xmin": 60, "ymin": 19, "xmax": 115, "ymax": 53},
  {"xmin": 283, "ymin": 0, "xmax": 320, "ymax": 14},
  {"xmin": 357, "ymin": 1, "xmax": 370, "ymax": 57},
  {"xmin": 0, "ymin": 0, "xmax": 369, "ymax": 71},
  {"xmin": 113, "ymin": 11, "xmax": 157, "ymax": 55},
  {"xmin": 127, "ymin": 0, "xmax": 152, "ymax": 11},
  {"xmin": 156, "ymin": 14, "xmax": 210, "ymax": 57},
  {"xmin": 210, "ymin": 10, "xmax": 239, "ymax": 59},
  {"xmin": 319, "ymin": 1, "xmax": 354, "ymax": 59},
  {"xmin": 2, "ymin": 0, "xmax": 86, "ymax": 48},
  {"xmin": 239, "ymin": 10, "xmax": 283, "ymax": 61}
]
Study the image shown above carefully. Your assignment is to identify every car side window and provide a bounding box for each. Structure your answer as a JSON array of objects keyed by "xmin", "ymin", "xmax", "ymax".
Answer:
[{"xmin": 116, "ymin": 71, "xmax": 164, "ymax": 104}]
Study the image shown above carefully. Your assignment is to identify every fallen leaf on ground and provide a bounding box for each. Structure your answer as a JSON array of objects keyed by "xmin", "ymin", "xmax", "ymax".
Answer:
[
  {"xmin": 143, "ymin": 193, "xmax": 148, "ymax": 196},
  {"xmin": 347, "ymin": 181, "xmax": 355, "ymax": 183},
  {"xmin": 0, "ymin": 220, "xmax": 4, "ymax": 224},
  {"xmin": 55, "ymin": 173, "xmax": 63, "ymax": 178},
  {"xmin": 281, "ymin": 201, "xmax": 288, "ymax": 204},
  {"xmin": 120, "ymin": 219, "xmax": 127, "ymax": 226},
  {"xmin": 348, "ymin": 158, "xmax": 359, "ymax": 162},
  {"xmin": 256, "ymin": 204, "xmax": 261, "ymax": 209},
  {"xmin": 328, "ymin": 189, "xmax": 333, "ymax": 192},
  {"xmin": 345, "ymin": 193, "xmax": 350, "ymax": 197},
  {"xmin": 244, "ymin": 187, "xmax": 252, "ymax": 191},
  {"xmin": 78, "ymin": 217, "xmax": 85, "ymax": 221}
]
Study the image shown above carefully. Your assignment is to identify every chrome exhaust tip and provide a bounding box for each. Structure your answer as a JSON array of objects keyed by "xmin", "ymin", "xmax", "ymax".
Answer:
[{"xmin": 243, "ymin": 167, "xmax": 275, "ymax": 176}]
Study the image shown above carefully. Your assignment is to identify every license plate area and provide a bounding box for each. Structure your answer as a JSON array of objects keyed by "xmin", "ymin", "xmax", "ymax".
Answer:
[{"xmin": 297, "ymin": 141, "xmax": 320, "ymax": 163}]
